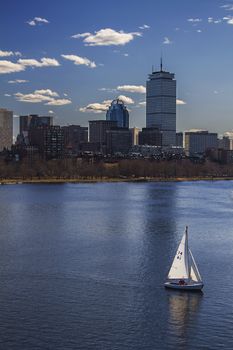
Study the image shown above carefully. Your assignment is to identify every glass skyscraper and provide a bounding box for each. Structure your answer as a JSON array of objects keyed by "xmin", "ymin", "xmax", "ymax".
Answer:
[
  {"xmin": 106, "ymin": 99, "xmax": 129, "ymax": 128},
  {"xmin": 146, "ymin": 62, "xmax": 176, "ymax": 146}
]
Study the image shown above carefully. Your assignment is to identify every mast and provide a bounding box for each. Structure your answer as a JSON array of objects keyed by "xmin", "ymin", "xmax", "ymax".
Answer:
[{"xmin": 185, "ymin": 226, "xmax": 190, "ymax": 279}]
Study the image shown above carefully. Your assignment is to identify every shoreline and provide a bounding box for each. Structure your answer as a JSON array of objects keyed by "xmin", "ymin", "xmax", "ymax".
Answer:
[{"xmin": 1, "ymin": 176, "xmax": 233, "ymax": 185}]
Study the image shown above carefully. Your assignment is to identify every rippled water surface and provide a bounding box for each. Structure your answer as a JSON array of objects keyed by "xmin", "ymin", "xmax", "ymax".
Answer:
[{"xmin": 1, "ymin": 181, "xmax": 233, "ymax": 349}]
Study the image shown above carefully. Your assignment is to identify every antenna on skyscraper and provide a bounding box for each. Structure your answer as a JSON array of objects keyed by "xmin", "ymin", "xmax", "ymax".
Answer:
[
  {"xmin": 160, "ymin": 55, "xmax": 163, "ymax": 72},
  {"xmin": 152, "ymin": 65, "xmax": 154, "ymax": 73}
]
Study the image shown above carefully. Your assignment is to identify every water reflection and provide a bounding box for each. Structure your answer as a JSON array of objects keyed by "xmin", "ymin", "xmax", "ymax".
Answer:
[{"xmin": 167, "ymin": 291, "xmax": 203, "ymax": 344}]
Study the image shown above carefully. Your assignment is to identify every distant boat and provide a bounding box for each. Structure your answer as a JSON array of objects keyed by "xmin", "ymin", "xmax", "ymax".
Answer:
[{"xmin": 164, "ymin": 226, "xmax": 204, "ymax": 291}]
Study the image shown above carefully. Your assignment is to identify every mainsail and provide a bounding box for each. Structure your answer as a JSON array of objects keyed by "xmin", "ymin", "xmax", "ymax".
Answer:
[
  {"xmin": 168, "ymin": 227, "xmax": 189, "ymax": 280},
  {"xmin": 189, "ymin": 249, "xmax": 202, "ymax": 282}
]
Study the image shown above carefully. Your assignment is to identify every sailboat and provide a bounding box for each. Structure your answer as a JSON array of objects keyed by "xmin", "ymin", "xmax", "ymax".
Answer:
[{"xmin": 164, "ymin": 226, "xmax": 204, "ymax": 290}]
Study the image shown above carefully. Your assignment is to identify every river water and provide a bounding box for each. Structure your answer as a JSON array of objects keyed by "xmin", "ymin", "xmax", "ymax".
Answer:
[{"xmin": 0, "ymin": 181, "xmax": 233, "ymax": 349}]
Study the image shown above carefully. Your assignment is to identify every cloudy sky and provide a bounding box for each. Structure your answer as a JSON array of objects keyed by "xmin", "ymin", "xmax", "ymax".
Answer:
[{"xmin": 1, "ymin": 0, "xmax": 233, "ymax": 135}]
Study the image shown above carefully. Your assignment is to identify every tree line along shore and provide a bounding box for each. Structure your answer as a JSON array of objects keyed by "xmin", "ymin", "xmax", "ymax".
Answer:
[{"xmin": 1, "ymin": 158, "xmax": 233, "ymax": 183}]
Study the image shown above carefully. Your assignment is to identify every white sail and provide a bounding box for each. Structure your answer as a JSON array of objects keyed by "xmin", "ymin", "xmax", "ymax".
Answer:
[
  {"xmin": 168, "ymin": 227, "xmax": 189, "ymax": 280},
  {"xmin": 189, "ymin": 249, "xmax": 202, "ymax": 282}
]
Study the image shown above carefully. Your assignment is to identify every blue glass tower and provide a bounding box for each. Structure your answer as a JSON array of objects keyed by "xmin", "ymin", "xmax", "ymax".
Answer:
[{"xmin": 106, "ymin": 99, "xmax": 129, "ymax": 128}]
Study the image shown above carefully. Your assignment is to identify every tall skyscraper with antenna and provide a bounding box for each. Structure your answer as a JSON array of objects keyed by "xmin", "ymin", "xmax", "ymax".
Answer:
[{"xmin": 146, "ymin": 59, "xmax": 176, "ymax": 146}]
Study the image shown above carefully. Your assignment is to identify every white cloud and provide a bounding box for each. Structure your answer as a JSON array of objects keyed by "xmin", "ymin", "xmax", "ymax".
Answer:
[
  {"xmin": 18, "ymin": 57, "xmax": 60, "ymax": 67},
  {"xmin": 14, "ymin": 89, "xmax": 71, "ymax": 106},
  {"xmin": 15, "ymin": 92, "xmax": 53, "ymax": 103},
  {"xmin": 139, "ymin": 24, "xmax": 150, "ymax": 29},
  {"xmin": 221, "ymin": 4, "xmax": 233, "ymax": 10},
  {"xmin": 224, "ymin": 131, "xmax": 233, "ymax": 138},
  {"xmin": 48, "ymin": 110, "xmax": 54, "ymax": 114},
  {"xmin": 71, "ymin": 32, "xmax": 91, "ymax": 39},
  {"xmin": 27, "ymin": 17, "xmax": 49, "ymax": 26},
  {"xmin": 176, "ymin": 99, "xmax": 186, "ymax": 105},
  {"xmin": 34, "ymin": 89, "xmax": 59, "ymax": 97},
  {"xmin": 123, "ymin": 53, "xmax": 129, "ymax": 57},
  {"xmin": 79, "ymin": 100, "xmax": 112, "ymax": 113},
  {"xmin": 98, "ymin": 87, "xmax": 117, "ymax": 93},
  {"xmin": 0, "ymin": 50, "xmax": 14, "ymax": 57},
  {"xmin": 208, "ymin": 17, "xmax": 222, "ymax": 23},
  {"xmin": 117, "ymin": 85, "xmax": 146, "ymax": 94},
  {"xmin": 4, "ymin": 94, "xmax": 11, "ymax": 97},
  {"xmin": 61, "ymin": 54, "xmax": 96, "ymax": 68},
  {"xmin": 72, "ymin": 28, "xmax": 142, "ymax": 46},
  {"xmin": 0, "ymin": 60, "xmax": 25, "ymax": 74},
  {"xmin": 138, "ymin": 101, "xmax": 146, "ymax": 106},
  {"xmin": 0, "ymin": 57, "xmax": 59, "ymax": 75},
  {"xmin": 197, "ymin": 29, "xmax": 202, "ymax": 32},
  {"xmin": 8, "ymin": 79, "xmax": 29, "ymax": 84},
  {"xmin": 79, "ymin": 95, "xmax": 134, "ymax": 113},
  {"xmin": 117, "ymin": 95, "xmax": 134, "ymax": 104},
  {"xmin": 223, "ymin": 15, "xmax": 233, "ymax": 24},
  {"xmin": 0, "ymin": 50, "xmax": 22, "ymax": 57},
  {"xmin": 187, "ymin": 18, "xmax": 202, "ymax": 22},
  {"xmin": 46, "ymin": 99, "xmax": 71, "ymax": 106},
  {"xmin": 163, "ymin": 37, "xmax": 172, "ymax": 44}
]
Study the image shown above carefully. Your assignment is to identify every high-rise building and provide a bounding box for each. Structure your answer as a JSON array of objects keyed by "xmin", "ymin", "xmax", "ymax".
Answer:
[
  {"xmin": 106, "ymin": 99, "xmax": 129, "ymax": 128},
  {"xmin": 130, "ymin": 127, "xmax": 140, "ymax": 146},
  {"xmin": 106, "ymin": 128, "xmax": 132, "ymax": 154},
  {"xmin": 184, "ymin": 130, "xmax": 218, "ymax": 156},
  {"xmin": 218, "ymin": 136, "xmax": 230, "ymax": 150},
  {"xmin": 146, "ymin": 60, "xmax": 176, "ymax": 146},
  {"xmin": 0, "ymin": 108, "xmax": 13, "ymax": 151},
  {"xmin": 89, "ymin": 120, "xmax": 117, "ymax": 144},
  {"xmin": 139, "ymin": 128, "xmax": 162, "ymax": 146},
  {"xmin": 29, "ymin": 125, "xmax": 64, "ymax": 159},
  {"xmin": 62, "ymin": 125, "xmax": 88, "ymax": 152},
  {"xmin": 20, "ymin": 114, "xmax": 53, "ymax": 134},
  {"xmin": 176, "ymin": 132, "xmax": 183, "ymax": 147}
]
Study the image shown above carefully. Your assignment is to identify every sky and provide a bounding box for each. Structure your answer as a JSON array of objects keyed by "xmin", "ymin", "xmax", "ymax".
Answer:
[{"xmin": 1, "ymin": 0, "xmax": 233, "ymax": 136}]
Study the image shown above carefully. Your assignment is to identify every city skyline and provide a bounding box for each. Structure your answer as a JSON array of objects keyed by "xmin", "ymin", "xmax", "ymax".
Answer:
[{"xmin": 1, "ymin": 0, "xmax": 233, "ymax": 137}]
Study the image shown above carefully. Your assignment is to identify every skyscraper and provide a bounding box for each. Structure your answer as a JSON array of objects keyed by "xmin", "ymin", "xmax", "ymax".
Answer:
[
  {"xmin": 0, "ymin": 108, "xmax": 13, "ymax": 151},
  {"xmin": 106, "ymin": 99, "xmax": 129, "ymax": 128},
  {"xmin": 146, "ymin": 60, "xmax": 176, "ymax": 146}
]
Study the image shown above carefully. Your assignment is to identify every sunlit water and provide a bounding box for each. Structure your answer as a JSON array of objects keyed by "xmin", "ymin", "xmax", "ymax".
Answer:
[{"xmin": 0, "ymin": 181, "xmax": 233, "ymax": 349}]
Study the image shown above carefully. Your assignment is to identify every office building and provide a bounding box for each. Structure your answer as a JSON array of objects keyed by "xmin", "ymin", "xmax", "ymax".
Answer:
[
  {"xmin": 218, "ymin": 136, "xmax": 230, "ymax": 150},
  {"xmin": 89, "ymin": 120, "xmax": 117, "ymax": 144},
  {"xmin": 139, "ymin": 127, "xmax": 162, "ymax": 146},
  {"xmin": 106, "ymin": 128, "xmax": 132, "ymax": 154},
  {"xmin": 106, "ymin": 99, "xmax": 129, "ymax": 128},
  {"xmin": 62, "ymin": 125, "xmax": 88, "ymax": 152},
  {"xmin": 20, "ymin": 115, "xmax": 53, "ymax": 134},
  {"xmin": 176, "ymin": 132, "xmax": 183, "ymax": 147},
  {"xmin": 130, "ymin": 127, "xmax": 140, "ymax": 146},
  {"xmin": 146, "ymin": 60, "xmax": 176, "ymax": 146},
  {"xmin": 184, "ymin": 130, "xmax": 218, "ymax": 156},
  {"xmin": 0, "ymin": 108, "xmax": 13, "ymax": 151},
  {"xmin": 29, "ymin": 125, "xmax": 64, "ymax": 159}
]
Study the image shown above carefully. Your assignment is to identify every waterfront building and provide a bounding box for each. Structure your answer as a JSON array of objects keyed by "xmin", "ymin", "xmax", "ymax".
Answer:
[
  {"xmin": 138, "ymin": 127, "xmax": 162, "ymax": 146},
  {"xmin": 185, "ymin": 130, "xmax": 218, "ymax": 156},
  {"xmin": 62, "ymin": 125, "xmax": 88, "ymax": 153},
  {"xmin": 29, "ymin": 125, "xmax": 64, "ymax": 159},
  {"xmin": 146, "ymin": 60, "xmax": 176, "ymax": 146},
  {"xmin": 89, "ymin": 120, "xmax": 117, "ymax": 144},
  {"xmin": 106, "ymin": 128, "xmax": 132, "ymax": 154},
  {"xmin": 20, "ymin": 115, "xmax": 53, "ymax": 134},
  {"xmin": 106, "ymin": 99, "xmax": 129, "ymax": 128},
  {"xmin": 0, "ymin": 108, "xmax": 13, "ymax": 151},
  {"xmin": 176, "ymin": 132, "xmax": 183, "ymax": 147},
  {"xmin": 130, "ymin": 127, "xmax": 140, "ymax": 146}
]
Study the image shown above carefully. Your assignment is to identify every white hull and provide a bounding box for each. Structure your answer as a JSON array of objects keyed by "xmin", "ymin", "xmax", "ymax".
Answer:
[{"xmin": 164, "ymin": 281, "xmax": 204, "ymax": 291}]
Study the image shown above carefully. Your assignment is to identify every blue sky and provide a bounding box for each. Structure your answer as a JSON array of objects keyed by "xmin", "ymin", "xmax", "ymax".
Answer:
[{"xmin": 1, "ymin": 0, "xmax": 233, "ymax": 136}]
